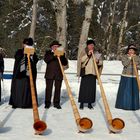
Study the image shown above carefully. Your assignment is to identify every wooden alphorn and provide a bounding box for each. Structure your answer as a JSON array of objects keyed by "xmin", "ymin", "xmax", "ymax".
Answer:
[
  {"xmin": 24, "ymin": 47, "xmax": 47, "ymax": 135},
  {"xmin": 92, "ymin": 53, "xmax": 125, "ymax": 133},
  {"xmin": 132, "ymin": 57, "xmax": 140, "ymax": 91},
  {"xmin": 56, "ymin": 51, "xmax": 93, "ymax": 133}
]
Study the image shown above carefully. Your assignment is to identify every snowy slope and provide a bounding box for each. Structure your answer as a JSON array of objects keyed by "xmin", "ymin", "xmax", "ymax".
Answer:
[{"xmin": 0, "ymin": 59, "xmax": 140, "ymax": 140}]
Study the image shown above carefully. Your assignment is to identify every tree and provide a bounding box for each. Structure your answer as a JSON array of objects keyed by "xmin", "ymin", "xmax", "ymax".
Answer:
[
  {"xmin": 101, "ymin": 0, "xmax": 113, "ymax": 57},
  {"xmin": 105, "ymin": 0, "xmax": 117, "ymax": 59},
  {"xmin": 117, "ymin": 0, "xmax": 129, "ymax": 58},
  {"xmin": 56, "ymin": 0, "xmax": 67, "ymax": 50},
  {"xmin": 29, "ymin": 0, "xmax": 38, "ymax": 40},
  {"xmin": 77, "ymin": 0, "xmax": 95, "ymax": 57},
  {"xmin": 49, "ymin": 0, "xmax": 68, "ymax": 50}
]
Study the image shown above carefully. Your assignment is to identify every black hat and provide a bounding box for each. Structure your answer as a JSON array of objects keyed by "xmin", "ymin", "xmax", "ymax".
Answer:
[
  {"xmin": 23, "ymin": 37, "xmax": 34, "ymax": 46},
  {"xmin": 127, "ymin": 44, "xmax": 137, "ymax": 52},
  {"xmin": 86, "ymin": 39, "xmax": 96, "ymax": 46},
  {"xmin": 49, "ymin": 40, "xmax": 61, "ymax": 47}
]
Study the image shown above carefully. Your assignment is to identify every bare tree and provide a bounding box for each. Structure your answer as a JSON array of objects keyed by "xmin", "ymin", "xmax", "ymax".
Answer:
[
  {"xmin": 29, "ymin": 0, "xmax": 38, "ymax": 40},
  {"xmin": 55, "ymin": 0, "xmax": 67, "ymax": 49},
  {"xmin": 117, "ymin": 0, "xmax": 129, "ymax": 58},
  {"xmin": 77, "ymin": 0, "xmax": 94, "ymax": 57},
  {"xmin": 49, "ymin": 0, "xmax": 67, "ymax": 49},
  {"xmin": 72, "ymin": 0, "xmax": 83, "ymax": 5},
  {"xmin": 106, "ymin": 0, "xmax": 117, "ymax": 59},
  {"xmin": 102, "ymin": 1, "xmax": 113, "ymax": 57}
]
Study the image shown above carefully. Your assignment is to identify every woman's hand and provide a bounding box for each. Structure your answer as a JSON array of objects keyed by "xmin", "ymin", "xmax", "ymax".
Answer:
[{"xmin": 88, "ymin": 50, "xmax": 93, "ymax": 56}]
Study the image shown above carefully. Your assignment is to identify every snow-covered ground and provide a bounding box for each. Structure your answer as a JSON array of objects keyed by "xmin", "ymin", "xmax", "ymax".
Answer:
[{"xmin": 0, "ymin": 59, "xmax": 140, "ymax": 140}]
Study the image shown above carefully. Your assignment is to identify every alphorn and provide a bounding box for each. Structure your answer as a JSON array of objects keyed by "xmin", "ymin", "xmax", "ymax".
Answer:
[
  {"xmin": 24, "ymin": 47, "xmax": 47, "ymax": 135},
  {"xmin": 132, "ymin": 57, "xmax": 140, "ymax": 91},
  {"xmin": 55, "ymin": 50, "xmax": 93, "ymax": 133},
  {"xmin": 92, "ymin": 53, "xmax": 125, "ymax": 133}
]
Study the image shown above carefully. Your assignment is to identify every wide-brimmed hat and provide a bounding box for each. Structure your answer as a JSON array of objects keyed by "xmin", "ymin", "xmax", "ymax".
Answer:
[{"xmin": 49, "ymin": 40, "xmax": 61, "ymax": 47}]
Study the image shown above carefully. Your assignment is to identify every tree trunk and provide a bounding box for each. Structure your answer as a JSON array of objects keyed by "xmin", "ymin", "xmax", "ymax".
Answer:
[
  {"xmin": 117, "ymin": 0, "xmax": 129, "ymax": 58},
  {"xmin": 29, "ymin": 0, "xmax": 38, "ymax": 40},
  {"xmin": 106, "ymin": 0, "xmax": 117, "ymax": 60},
  {"xmin": 102, "ymin": 1, "xmax": 112, "ymax": 58},
  {"xmin": 72, "ymin": 0, "xmax": 81, "ymax": 4},
  {"xmin": 55, "ymin": 0, "xmax": 67, "ymax": 49},
  {"xmin": 77, "ymin": 0, "xmax": 94, "ymax": 57}
]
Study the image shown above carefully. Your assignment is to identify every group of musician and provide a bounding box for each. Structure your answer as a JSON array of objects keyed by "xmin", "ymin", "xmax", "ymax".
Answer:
[{"xmin": 0, "ymin": 37, "xmax": 139, "ymax": 111}]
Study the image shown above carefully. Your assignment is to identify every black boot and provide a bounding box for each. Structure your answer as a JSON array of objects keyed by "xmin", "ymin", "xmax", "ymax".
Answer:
[
  {"xmin": 79, "ymin": 103, "xmax": 84, "ymax": 109},
  {"xmin": 45, "ymin": 103, "xmax": 51, "ymax": 109},
  {"xmin": 88, "ymin": 103, "xmax": 93, "ymax": 109},
  {"xmin": 54, "ymin": 104, "xmax": 62, "ymax": 109}
]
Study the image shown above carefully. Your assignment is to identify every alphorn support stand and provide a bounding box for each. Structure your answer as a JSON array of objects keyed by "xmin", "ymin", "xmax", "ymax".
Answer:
[
  {"xmin": 55, "ymin": 49, "xmax": 93, "ymax": 133},
  {"xmin": 92, "ymin": 53, "xmax": 125, "ymax": 133},
  {"xmin": 24, "ymin": 47, "xmax": 47, "ymax": 135}
]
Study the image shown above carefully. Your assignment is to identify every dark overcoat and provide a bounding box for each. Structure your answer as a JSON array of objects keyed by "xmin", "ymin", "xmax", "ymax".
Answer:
[
  {"xmin": 44, "ymin": 50, "xmax": 68, "ymax": 80},
  {"xmin": 9, "ymin": 48, "xmax": 38, "ymax": 108}
]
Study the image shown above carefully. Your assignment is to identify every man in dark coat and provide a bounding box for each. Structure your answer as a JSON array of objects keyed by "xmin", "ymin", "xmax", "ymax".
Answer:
[
  {"xmin": 9, "ymin": 37, "xmax": 38, "ymax": 108},
  {"xmin": 44, "ymin": 40, "xmax": 68, "ymax": 109},
  {"xmin": 0, "ymin": 53, "xmax": 4, "ymax": 102}
]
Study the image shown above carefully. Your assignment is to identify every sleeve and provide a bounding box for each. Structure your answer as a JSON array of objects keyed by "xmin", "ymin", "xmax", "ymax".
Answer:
[
  {"xmin": 134, "ymin": 55, "xmax": 140, "ymax": 70},
  {"xmin": 32, "ymin": 53, "xmax": 39, "ymax": 64},
  {"xmin": 97, "ymin": 54, "xmax": 103, "ymax": 66},
  {"xmin": 81, "ymin": 54, "xmax": 89, "ymax": 64},
  {"xmin": 121, "ymin": 55, "xmax": 131, "ymax": 67},
  {"xmin": 14, "ymin": 49, "xmax": 24, "ymax": 62},
  {"xmin": 60, "ymin": 53, "xmax": 68, "ymax": 66},
  {"xmin": 44, "ymin": 50, "xmax": 57, "ymax": 64}
]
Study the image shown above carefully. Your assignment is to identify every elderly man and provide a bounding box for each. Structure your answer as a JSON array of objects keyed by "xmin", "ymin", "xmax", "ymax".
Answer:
[{"xmin": 44, "ymin": 40, "xmax": 68, "ymax": 109}]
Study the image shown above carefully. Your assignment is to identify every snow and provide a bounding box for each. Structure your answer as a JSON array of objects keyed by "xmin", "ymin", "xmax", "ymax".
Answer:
[{"xmin": 0, "ymin": 59, "xmax": 140, "ymax": 140}]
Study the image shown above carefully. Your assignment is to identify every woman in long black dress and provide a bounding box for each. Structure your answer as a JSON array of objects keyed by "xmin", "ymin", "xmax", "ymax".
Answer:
[{"xmin": 9, "ymin": 38, "xmax": 38, "ymax": 108}]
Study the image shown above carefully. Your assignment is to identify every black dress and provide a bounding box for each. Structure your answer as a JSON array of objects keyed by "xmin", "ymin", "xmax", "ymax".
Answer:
[
  {"xmin": 9, "ymin": 48, "xmax": 38, "ymax": 108},
  {"xmin": 78, "ymin": 74, "xmax": 96, "ymax": 103}
]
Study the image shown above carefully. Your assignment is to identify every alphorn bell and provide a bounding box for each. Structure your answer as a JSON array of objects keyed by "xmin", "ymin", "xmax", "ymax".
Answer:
[
  {"xmin": 132, "ymin": 57, "xmax": 140, "ymax": 91},
  {"xmin": 55, "ymin": 49, "xmax": 93, "ymax": 133},
  {"xmin": 92, "ymin": 53, "xmax": 125, "ymax": 133},
  {"xmin": 24, "ymin": 47, "xmax": 47, "ymax": 135}
]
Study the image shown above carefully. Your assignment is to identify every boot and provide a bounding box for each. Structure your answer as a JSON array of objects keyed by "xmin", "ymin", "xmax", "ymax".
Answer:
[
  {"xmin": 79, "ymin": 103, "xmax": 84, "ymax": 109},
  {"xmin": 45, "ymin": 103, "xmax": 51, "ymax": 109},
  {"xmin": 88, "ymin": 103, "xmax": 93, "ymax": 109},
  {"xmin": 54, "ymin": 104, "xmax": 62, "ymax": 109}
]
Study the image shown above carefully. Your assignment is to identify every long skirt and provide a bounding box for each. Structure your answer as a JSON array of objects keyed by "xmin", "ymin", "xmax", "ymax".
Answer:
[
  {"xmin": 115, "ymin": 76, "xmax": 140, "ymax": 110},
  {"xmin": 78, "ymin": 74, "xmax": 96, "ymax": 103},
  {"xmin": 9, "ymin": 78, "xmax": 38, "ymax": 108}
]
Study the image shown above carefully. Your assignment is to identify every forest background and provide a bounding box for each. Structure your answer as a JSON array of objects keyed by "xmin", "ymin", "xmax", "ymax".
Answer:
[{"xmin": 0, "ymin": 0, "xmax": 140, "ymax": 60}]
